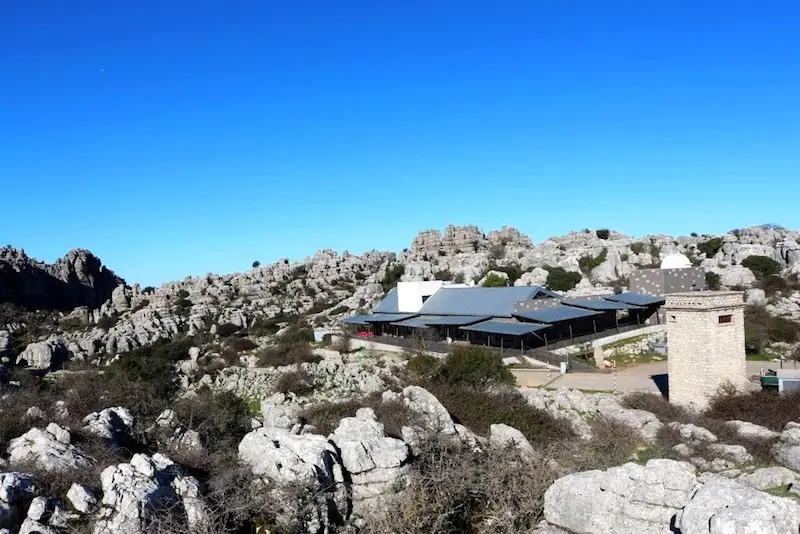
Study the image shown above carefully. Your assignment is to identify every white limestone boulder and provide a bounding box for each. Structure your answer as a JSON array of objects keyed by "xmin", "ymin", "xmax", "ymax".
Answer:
[{"xmin": 7, "ymin": 424, "xmax": 95, "ymax": 471}]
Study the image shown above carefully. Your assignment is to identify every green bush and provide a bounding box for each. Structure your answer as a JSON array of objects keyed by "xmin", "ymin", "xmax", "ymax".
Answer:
[
  {"xmin": 707, "ymin": 388, "xmax": 800, "ymax": 432},
  {"xmin": 171, "ymin": 389, "xmax": 252, "ymax": 455},
  {"xmin": 405, "ymin": 354, "xmax": 441, "ymax": 380},
  {"xmin": 544, "ymin": 266, "xmax": 582, "ymax": 291},
  {"xmin": 705, "ymin": 272, "xmax": 721, "ymax": 290},
  {"xmin": 630, "ymin": 243, "xmax": 646, "ymax": 255},
  {"xmin": 434, "ymin": 269, "xmax": 454, "ymax": 281},
  {"xmin": 227, "ymin": 337, "xmax": 257, "ymax": 353},
  {"xmin": 96, "ymin": 314, "xmax": 118, "ymax": 330},
  {"xmin": 482, "ymin": 273, "xmax": 508, "ymax": 287},
  {"xmin": 332, "ymin": 335, "xmax": 353, "ymax": 354},
  {"xmin": 426, "ymin": 385, "xmax": 573, "ymax": 446},
  {"xmin": 595, "ymin": 229, "xmax": 610, "ymax": 240},
  {"xmin": 759, "ymin": 275, "xmax": 792, "ymax": 295},
  {"xmin": 744, "ymin": 306, "xmax": 800, "ymax": 352},
  {"xmin": 742, "ymin": 255, "xmax": 783, "ymax": 278},
  {"xmin": 216, "ymin": 323, "xmax": 241, "ymax": 337},
  {"xmin": 697, "ymin": 237, "xmax": 723, "ymax": 257},
  {"xmin": 436, "ymin": 346, "xmax": 514, "ymax": 389},
  {"xmin": 274, "ymin": 369, "xmax": 315, "ymax": 395},
  {"xmin": 453, "ymin": 272, "xmax": 465, "ymax": 284},
  {"xmin": 300, "ymin": 393, "xmax": 412, "ymax": 438},
  {"xmin": 252, "ymin": 260, "xmax": 261, "ymax": 268},
  {"xmin": 277, "ymin": 320, "xmax": 315, "ymax": 344},
  {"xmin": 381, "ymin": 264, "xmax": 405, "ymax": 292},
  {"xmin": 578, "ymin": 248, "xmax": 607, "ymax": 274},
  {"xmin": 256, "ymin": 342, "xmax": 322, "ymax": 367}
]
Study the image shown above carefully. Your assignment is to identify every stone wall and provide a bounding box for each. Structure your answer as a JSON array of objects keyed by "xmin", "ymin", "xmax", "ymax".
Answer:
[{"xmin": 665, "ymin": 291, "xmax": 746, "ymax": 409}]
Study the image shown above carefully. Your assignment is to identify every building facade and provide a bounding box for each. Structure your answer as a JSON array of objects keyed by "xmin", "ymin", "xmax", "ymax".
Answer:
[{"xmin": 665, "ymin": 291, "xmax": 746, "ymax": 409}]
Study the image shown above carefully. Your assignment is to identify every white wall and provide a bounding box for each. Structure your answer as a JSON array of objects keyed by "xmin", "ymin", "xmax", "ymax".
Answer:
[{"xmin": 396, "ymin": 281, "xmax": 446, "ymax": 313}]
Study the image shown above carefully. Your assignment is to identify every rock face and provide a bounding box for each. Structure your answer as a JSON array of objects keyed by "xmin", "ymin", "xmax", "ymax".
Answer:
[
  {"xmin": 544, "ymin": 459, "xmax": 697, "ymax": 534},
  {"xmin": 0, "ymin": 247, "xmax": 122, "ymax": 310},
  {"xmin": 677, "ymin": 476, "xmax": 800, "ymax": 534},
  {"xmin": 15, "ymin": 339, "xmax": 66, "ymax": 370},
  {"xmin": 772, "ymin": 422, "xmax": 800, "ymax": 470},
  {"xmin": 7, "ymin": 424, "xmax": 95, "ymax": 471},
  {"xmin": 82, "ymin": 407, "xmax": 134, "ymax": 442},
  {"xmin": 329, "ymin": 408, "xmax": 409, "ymax": 515},
  {"xmin": 238, "ymin": 427, "xmax": 347, "ymax": 531},
  {"xmin": 94, "ymin": 453, "xmax": 207, "ymax": 534}
]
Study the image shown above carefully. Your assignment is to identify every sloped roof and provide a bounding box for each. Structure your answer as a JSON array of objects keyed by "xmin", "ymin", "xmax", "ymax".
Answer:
[
  {"xmin": 424, "ymin": 315, "xmax": 490, "ymax": 326},
  {"xmin": 561, "ymin": 298, "xmax": 646, "ymax": 311},
  {"xmin": 342, "ymin": 315, "xmax": 372, "ymax": 324},
  {"xmin": 513, "ymin": 306, "xmax": 603, "ymax": 323},
  {"xmin": 363, "ymin": 313, "xmax": 418, "ymax": 322},
  {"xmin": 373, "ymin": 288, "xmax": 399, "ymax": 313},
  {"xmin": 418, "ymin": 286, "xmax": 553, "ymax": 317},
  {"xmin": 390, "ymin": 316, "xmax": 440, "ymax": 328},
  {"xmin": 605, "ymin": 292, "xmax": 665, "ymax": 306},
  {"xmin": 461, "ymin": 320, "xmax": 551, "ymax": 336}
]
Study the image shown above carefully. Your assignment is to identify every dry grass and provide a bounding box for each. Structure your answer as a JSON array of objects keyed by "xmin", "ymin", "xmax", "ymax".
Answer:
[
  {"xmin": 366, "ymin": 437, "xmax": 558, "ymax": 534},
  {"xmin": 300, "ymin": 392, "xmax": 413, "ymax": 438}
]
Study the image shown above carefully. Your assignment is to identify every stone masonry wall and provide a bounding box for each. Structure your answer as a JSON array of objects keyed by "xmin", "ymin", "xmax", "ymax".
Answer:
[{"xmin": 665, "ymin": 292, "xmax": 746, "ymax": 409}]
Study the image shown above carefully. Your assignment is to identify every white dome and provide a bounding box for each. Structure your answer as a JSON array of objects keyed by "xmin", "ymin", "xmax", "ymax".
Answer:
[{"xmin": 660, "ymin": 253, "xmax": 692, "ymax": 269}]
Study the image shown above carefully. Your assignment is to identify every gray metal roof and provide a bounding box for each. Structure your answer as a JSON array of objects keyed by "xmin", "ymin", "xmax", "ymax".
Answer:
[
  {"xmin": 363, "ymin": 313, "xmax": 418, "ymax": 323},
  {"xmin": 373, "ymin": 288, "xmax": 399, "ymax": 313},
  {"xmin": 342, "ymin": 315, "xmax": 373, "ymax": 324},
  {"xmin": 461, "ymin": 320, "xmax": 551, "ymax": 336},
  {"xmin": 390, "ymin": 316, "xmax": 440, "ymax": 328},
  {"xmin": 418, "ymin": 286, "xmax": 552, "ymax": 317},
  {"xmin": 424, "ymin": 315, "xmax": 490, "ymax": 326},
  {"xmin": 513, "ymin": 306, "xmax": 603, "ymax": 323},
  {"xmin": 561, "ymin": 298, "xmax": 646, "ymax": 311},
  {"xmin": 605, "ymin": 292, "xmax": 665, "ymax": 306}
]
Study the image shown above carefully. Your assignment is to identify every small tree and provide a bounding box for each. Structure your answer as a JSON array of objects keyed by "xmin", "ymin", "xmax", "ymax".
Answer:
[
  {"xmin": 482, "ymin": 273, "xmax": 508, "ymax": 287},
  {"xmin": 252, "ymin": 261, "xmax": 261, "ymax": 268},
  {"xmin": 544, "ymin": 266, "xmax": 582, "ymax": 291},
  {"xmin": 595, "ymin": 229, "xmax": 610, "ymax": 240},
  {"xmin": 437, "ymin": 346, "xmax": 515, "ymax": 390},
  {"xmin": 741, "ymin": 255, "xmax": 783, "ymax": 279},
  {"xmin": 697, "ymin": 237, "xmax": 723, "ymax": 257},
  {"xmin": 705, "ymin": 271, "xmax": 721, "ymax": 290}
]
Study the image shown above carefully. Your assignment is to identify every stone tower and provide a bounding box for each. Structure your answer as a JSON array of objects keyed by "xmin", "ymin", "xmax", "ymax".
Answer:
[{"xmin": 665, "ymin": 291, "xmax": 746, "ymax": 409}]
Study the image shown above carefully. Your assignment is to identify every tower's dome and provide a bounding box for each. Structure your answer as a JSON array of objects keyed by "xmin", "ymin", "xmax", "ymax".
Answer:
[{"xmin": 660, "ymin": 253, "xmax": 692, "ymax": 269}]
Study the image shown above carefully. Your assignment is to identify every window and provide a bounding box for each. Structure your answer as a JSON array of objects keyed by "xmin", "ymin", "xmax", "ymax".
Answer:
[{"xmin": 719, "ymin": 314, "xmax": 733, "ymax": 324}]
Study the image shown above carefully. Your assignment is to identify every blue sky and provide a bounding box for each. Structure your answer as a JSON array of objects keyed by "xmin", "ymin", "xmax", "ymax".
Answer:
[{"xmin": 2, "ymin": 1, "xmax": 798, "ymax": 286}]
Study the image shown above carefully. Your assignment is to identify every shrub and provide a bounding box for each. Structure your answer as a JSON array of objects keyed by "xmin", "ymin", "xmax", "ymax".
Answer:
[
  {"xmin": 252, "ymin": 260, "xmax": 261, "ymax": 268},
  {"xmin": 216, "ymin": 323, "xmax": 241, "ymax": 337},
  {"xmin": 426, "ymin": 386, "xmax": 573, "ymax": 446},
  {"xmin": 690, "ymin": 232, "xmax": 698, "ymax": 237},
  {"xmin": 630, "ymin": 242, "xmax": 646, "ymax": 255},
  {"xmin": 707, "ymin": 388, "xmax": 800, "ymax": 432},
  {"xmin": 742, "ymin": 255, "xmax": 783, "ymax": 278},
  {"xmin": 381, "ymin": 264, "xmax": 405, "ymax": 292},
  {"xmin": 567, "ymin": 417, "xmax": 641, "ymax": 472},
  {"xmin": 320, "ymin": 333, "xmax": 332, "ymax": 347},
  {"xmin": 578, "ymin": 248, "xmax": 607, "ymax": 274},
  {"xmin": 744, "ymin": 305, "xmax": 800, "ymax": 351},
  {"xmin": 300, "ymin": 393, "xmax": 412, "ymax": 438},
  {"xmin": 453, "ymin": 272, "xmax": 465, "ymax": 284},
  {"xmin": 332, "ymin": 335, "xmax": 353, "ymax": 354},
  {"xmin": 96, "ymin": 314, "xmax": 118, "ymax": 330},
  {"xmin": 371, "ymin": 437, "xmax": 558, "ymax": 534},
  {"xmin": 705, "ymin": 271, "xmax": 721, "ymax": 290},
  {"xmin": 278, "ymin": 320, "xmax": 315, "ymax": 344},
  {"xmin": 759, "ymin": 275, "xmax": 792, "ymax": 295},
  {"xmin": 256, "ymin": 342, "xmax": 322, "ymax": 367},
  {"xmin": 595, "ymin": 229, "xmax": 610, "ymax": 240},
  {"xmin": 170, "ymin": 389, "xmax": 252, "ymax": 457},
  {"xmin": 227, "ymin": 337, "xmax": 257, "ymax": 353},
  {"xmin": 697, "ymin": 237, "xmax": 723, "ymax": 257},
  {"xmin": 622, "ymin": 392, "xmax": 691, "ymax": 422},
  {"xmin": 59, "ymin": 316, "xmax": 85, "ymax": 331},
  {"xmin": 436, "ymin": 346, "xmax": 514, "ymax": 389},
  {"xmin": 491, "ymin": 263, "xmax": 523, "ymax": 284},
  {"xmin": 544, "ymin": 266, "xmax": 582, "ymax": 291},
  {"xmin": 405, "ymin": 354, "xmax": 441, "ymax": 380},
  {"xmin": 434, "ymin": 269, "xmax": 454, "ymax": 281},
  {"xmin": 482, "ymin": 273, "xmax": 508, "ymax": 287},
  {"xmin": 274, "ymin": 369, "xmax": 315, "ymax": 395}
]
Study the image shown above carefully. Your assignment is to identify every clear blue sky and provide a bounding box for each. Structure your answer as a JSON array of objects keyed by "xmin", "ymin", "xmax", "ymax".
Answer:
[{"xmin": 2, "ymin": 1, "xmax": 798, "ymax": 286}]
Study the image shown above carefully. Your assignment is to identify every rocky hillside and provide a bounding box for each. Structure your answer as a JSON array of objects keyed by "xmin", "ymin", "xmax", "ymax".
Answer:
[{"xmin": 1, "ymin": 224, "xmax": 800, "ymax": 365}]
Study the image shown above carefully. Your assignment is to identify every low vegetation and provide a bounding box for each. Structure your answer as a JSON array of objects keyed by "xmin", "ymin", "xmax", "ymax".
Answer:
[
  {"xmin": 381, "ymin": 263, "xmax": 405, "ymax": 292},
  {"xmin": 697, "ymin": 237, "xmax": 724, "ymax": 257},
  {"xmin": 742, "ymin": 255, "xmax": 783, "ymax": 278},
  {"xmin": 595, "ymin": 229, "xmax": 610, "ymax": 240},
  {"xmin": 482, "ymin": 272, "xmax": 508, "ymax": 287},
  {"xmin": 578, "ymin": 248, "xmax": 607, "ymax": 274},
  {"xmin": 705, "ymin": 271, "xmax": 721, "ymax": 290},
  {"xmin": 274, "ymin": 369, "xmax": 315, "ymax": 395},
  {"xmin": 544, "ymin": 266, "xmax": 582, "ymax": 291},
  {"xmin": 256, "ymin": 342, "xmax": 322, "ymax": 367},
  {"xmin": 744, "ymin": 305, "xmax": 800, "ymax": 353}
]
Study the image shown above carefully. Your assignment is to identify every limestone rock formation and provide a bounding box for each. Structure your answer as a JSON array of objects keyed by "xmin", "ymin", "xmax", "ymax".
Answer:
[
  {"xmin": 544, "ymin": 459, "xmax": 697, "ymax": 534},
  {"xmin": 7, "ymin": 424, "xmax": 95, "ymax": 472}
]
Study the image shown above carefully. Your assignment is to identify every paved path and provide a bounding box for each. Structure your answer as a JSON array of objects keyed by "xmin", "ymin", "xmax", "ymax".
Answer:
[{"xmin": 536, "ymin": 361, "xmax": 775, "ymax": 393}]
